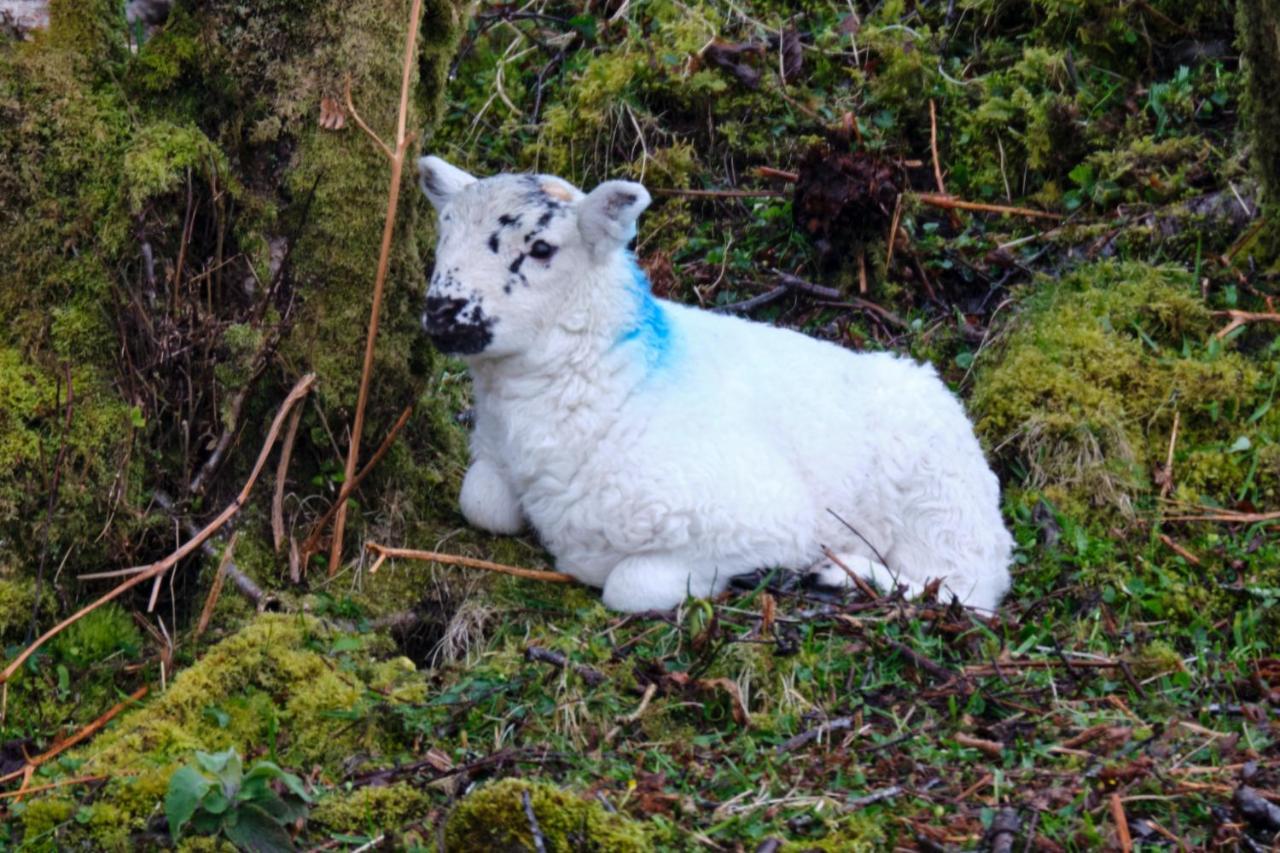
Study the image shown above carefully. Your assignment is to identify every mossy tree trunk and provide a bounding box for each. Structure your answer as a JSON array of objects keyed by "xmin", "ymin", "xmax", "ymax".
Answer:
[
  {"xmin": 1238, "ymin": 0, "xmax": 1280, "ymax": 264},
  {"xmin": 0, "ymin": 0, "xmax": 470, "ymax": 627}
]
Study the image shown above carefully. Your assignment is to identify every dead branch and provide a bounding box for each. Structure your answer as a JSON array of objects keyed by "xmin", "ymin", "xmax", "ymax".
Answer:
[
  {"xmin": 365, "ymin": 542, "xmax": 574, "ymax": 584},
  {"xmin": 1213, "ymin": 309, "xmax": 1280, "ymax": 339},
  {"xmin": 1110, "ymin": 793, "xmax": 1133, "ymax": 852},
  {"xmin": 273, "ymin": 403, "xmax": 303, "ymax": 552},
  {"xmin": 0, "ymin": 686, "xmax": 147, "ymax": 787},
  {"xmin": 522, "ymin": 789, "xmax": 549, "ymax": 853},
  {"xmin": 0, "ymin": 775, "xmax": 110, "ymax": 801},
  {"xmin": 3, "ymin": 374, "xmax": 315, "ymax": 684},
  {"xmin": 525, "ymin": 645, "xmax": 607, "ymax": 686},
  {"xmin": 148, "ymin": 490, "xmax": 271, "ymax": 610},
  {"xmin": 328, "ymin": 0, "xmax": 425, "ymax": 576},
  {"xmin": 953, "ymin": 731, "xmax": 1003, "ymax": 758},
  {"xmin": 300, "ymin": 405, "xmax": 413, "ymax": 568},
  {"xmin": 929, "ymin": 99, "xmax": 946, "ymax": 196},
  {"xmin": 713, "ymin": 285, "xmax": 789, "ymax": 315},
  {"xmin": 988, "ymin": 808, "xmax": 1021, "ymax": 853},
  {"xmin": 775, "ymin": 715, "xmax": 855, "ymax": 754},
  {"xmin": 915, "ymin": 192, "xmax": 1062, "ymax": 220},
  {"xmin": 195, "ymin": 531, "xmax": 236, "ymax": 638},
  {"xmin": 777, "ymin": 272, "xmax": 842, "ymax": 300},
  {"xmin": 650, "ymin": 187, "xmax": 787, "ymax": 198}
]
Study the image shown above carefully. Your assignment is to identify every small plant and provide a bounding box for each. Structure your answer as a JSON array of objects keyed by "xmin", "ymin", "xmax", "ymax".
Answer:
[{"xmin": 165, "ymin": 748, "xmax": 310, "ymax": 851}]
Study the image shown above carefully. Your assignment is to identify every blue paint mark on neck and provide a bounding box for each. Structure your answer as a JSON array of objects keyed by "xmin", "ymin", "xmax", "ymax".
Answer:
[{"xmin": 616, "ymin": 256, "xmax": 672, "ymax": 371}]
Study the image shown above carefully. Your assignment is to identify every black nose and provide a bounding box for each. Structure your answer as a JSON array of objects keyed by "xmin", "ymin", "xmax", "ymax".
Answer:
[{"xmin": 422, "ymin": 296, "xmax": 493, "ymax": 355}]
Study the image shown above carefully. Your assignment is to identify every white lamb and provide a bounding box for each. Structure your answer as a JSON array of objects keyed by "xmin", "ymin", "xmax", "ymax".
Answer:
[{"xmin": 417, "ymin": 156, "xmax": 1014, "ymax": 613}]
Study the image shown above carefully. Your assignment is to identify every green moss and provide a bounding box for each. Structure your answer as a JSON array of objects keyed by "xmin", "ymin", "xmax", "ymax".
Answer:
[
  {"xmin": 50, "ymin": 602, "xmax": 142, "ymax": 667},
  {"xmin": 0, "ymin": 575, "xmax": 40, "ymax": 640},
  {"xmin": 122, "ymin": 121, "xmax": 230, "ymax": 212},
  {"xmin": 1238, "ymin": 0, "xmax": 1280, "ymax": 268},
  {"xmin": 445, "ymin": 778, "xmax": 653, "ymax": 851},
  {"xmin": 971, "ymin": 261, "xmax": 1272, "ymax": 522},
  {"xmin": 310, "ymin": 781, "xmax": 430, "ymax": 835}
]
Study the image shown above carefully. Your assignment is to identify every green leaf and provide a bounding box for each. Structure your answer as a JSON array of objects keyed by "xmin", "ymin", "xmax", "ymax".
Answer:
[
  {"xmin": 223, "ymin": 803, "xmax": 296, "ymax": 853},
  {"xmin": 329, "ymin": 636, "xmax": 361, "ymax": 654},
  {"xmin": 203, "ymin": 705, "xmax": 231, "ymax": 728},
  {"xmin": 201, "ymin": 787, "xmax": 231, "ymax": 815},
  {"xmin": 197, "ymin": 748, "xmax": 243, "ymax": 798},
  {"xmin": 245, "ymin": 761, "xmax": 311, "ymax": 803},
  {"xmin": 165, "ymin": 766, "xmax": 212, "ymax": 840}
]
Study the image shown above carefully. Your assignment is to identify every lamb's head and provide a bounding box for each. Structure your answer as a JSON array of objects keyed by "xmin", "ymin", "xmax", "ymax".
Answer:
[{"xmin": 417, "ymin": 156, "xmax": 651, "ymax": 358}]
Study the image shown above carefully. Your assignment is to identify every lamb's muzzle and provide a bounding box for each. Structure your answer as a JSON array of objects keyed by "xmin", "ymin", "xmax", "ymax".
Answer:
[{"xmin": 422, "ymin": 296, "xmax": 493, "ymax": 356}]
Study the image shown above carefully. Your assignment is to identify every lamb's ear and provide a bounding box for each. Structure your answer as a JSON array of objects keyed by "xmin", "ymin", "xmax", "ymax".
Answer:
[
  {"xmin": 417, "ymin": 156, "xmax": 476, "ymax": 209},
  {"xmin": 577, "ymin": 180, "xmax": 651, "ymax": 257}
]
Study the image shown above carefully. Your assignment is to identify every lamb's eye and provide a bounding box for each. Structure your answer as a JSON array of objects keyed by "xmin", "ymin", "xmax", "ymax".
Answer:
[{"xmin": 529, "ymin": 240, "xmax": 557, "ymax": 260}]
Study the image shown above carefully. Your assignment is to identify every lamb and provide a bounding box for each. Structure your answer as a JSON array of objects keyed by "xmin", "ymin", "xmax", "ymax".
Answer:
[{"xmin": 417, "ymin": 156, "xmax": 1014, "ymax": 613}]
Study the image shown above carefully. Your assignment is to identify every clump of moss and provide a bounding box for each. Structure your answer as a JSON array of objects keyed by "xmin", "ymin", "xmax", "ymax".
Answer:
[
  {"xmin": 50, "ymin": 602, "xmax": 142, "ymax": 667},
  {"xmin": 971, "ymin": 261, "xmax": 1274, "ymax": 522},
  {"xmin": 310, "ymin": 782, "xmax": 430, "ymax": 835},
  {"xmin": 445, "ymin": 778, "xmax": 653, "ymax": 851},
  {"xmin": 19, "ymin": 614, "xmax": 424, "ymax": 848}
]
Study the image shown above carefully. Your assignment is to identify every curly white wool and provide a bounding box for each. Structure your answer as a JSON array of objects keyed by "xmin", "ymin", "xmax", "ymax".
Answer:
[{"xmin": 418, "ymin": 156, "xmax": 1014, "ymax": 613}]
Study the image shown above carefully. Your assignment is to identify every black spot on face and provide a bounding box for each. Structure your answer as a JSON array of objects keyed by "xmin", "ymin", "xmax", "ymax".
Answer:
[
  {"xmin": 537, "ymin": 210, "xmax": 554, "ymax": 228},
  {"xmin": 508, "ymin": 253, "xmax": 525, "ymax": 273},
  {"xmin": 422, "ymin": 296, "xmax": 494, "ymax": 356},
  {"xmin": 488, "ymin": 232, "xmax": 499, "ymax": 253},
  {"xmin": 498, "ymin": 213, "xmax": 521, "ymax": 227}
]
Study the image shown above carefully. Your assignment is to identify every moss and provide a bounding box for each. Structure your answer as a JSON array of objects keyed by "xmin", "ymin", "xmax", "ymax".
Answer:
[
  {"xmin": 0, "ymin": 575, "xmax": 41, "ymax": 640},
  {"xmin": 310, "ymin": 781, "xmax": 430, "ymax": 835},
  {"xmin": 50, "ymin": 602, "xmax": 142, "ymax": 667},
  {"xmin": 1237, "ymin": 0, "xmax": 1280, "ymax": 268},
  {"xmin": 445, "ymin": 778, "xmax": 653, "ymax": 851},
  {"xmin": 122, "ymin": 121, "xmax": 231, "ymax": 212},
  {"xmin": 16, "ymin": 796, "xmax": 76, "ymax": 848},
  {"xmin": 18, "ymin": 614, "xmax": 425, "ymax": 848},
  {"xmin": 971, "ymin": 261, "xmax": 1273, "ymax": 522}
]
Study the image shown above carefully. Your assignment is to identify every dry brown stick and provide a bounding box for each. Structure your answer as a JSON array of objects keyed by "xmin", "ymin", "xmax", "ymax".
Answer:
[
  {"xmin": 1213, "ymin": 309, "xmax": 1280, "ymax": 339},
  {"xmin": 1164, "ymin": 507, "xmax": 1280, "ymax": 523},
  {"xmin": 650, "ymin": 187, "xmax": 787, "ymax": 199},
  {"xmin": 273, "ymin": 404, "xmax": 303, "ymax": 552},
  {"xmin": 885, "ymin": 193, "xmax": 904, "ymax": 270},
  {"xmin": 820, "ymin": 546, "xmax": 880, "ymax": 601},
  {"xmin": 6, "ymin": 375, "xmax": 315, "ymax": 683},
  {"xmin": 1110, "ymin": 793, "xmax": 1133, "ymax": 852},
  {"xmin": 1158, "ymin": 533, "xmax": 1201, "ymax": 566},
  {"xmin": 929, "ymin": 99, "xmax": 946, "ymax": 196},
  {"xmin": 857, "ymin": 250, "xmax": 868, "ymax": 295},
  {"xmin": 343, "ymin": 76, "xmax": 393, "ymax": 162},
  {"xmin": 300, "ymin": 405, "xmax": 413, "ymax": 568},
  {"xmin": 147, "ymin": 490, "xmax": 269, "ymax": 609},
  {"xmin": 914, "ymin": 193, "xmax": 1062, "ymax": 220},
  {"xmin": 0, "ymin": 686, "xmax": 148, "ymax": 785},
  {"xmin": 365, "ymin": 542, "xmax": 575, "ymax": 583},
  {"xmin": 329, "ymin": 0, "xmax": 425, "ymax": 577},
  {"xmin": 195, "ymin": 532, "xmax": 237, "ymax": 638},
  {"xmin": 755, "ymin": 166, "xmax": 798, "ymax": 182},
  {"xmin": 0, "ymin": 775, "xmax": 110, "ymax": 800},
  {"xmin": 954, "ymin": 731, "xmax": 1004, "ymax": 758},
  {"xmin": 1158, "ymin": 409, "xmax": 1180, "ymax": 499}
]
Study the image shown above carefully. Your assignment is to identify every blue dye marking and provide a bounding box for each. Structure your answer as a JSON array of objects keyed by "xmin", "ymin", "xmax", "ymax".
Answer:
[{"xmin": 616, "ymin": 256, "xmax": 673, "ymax": 371}]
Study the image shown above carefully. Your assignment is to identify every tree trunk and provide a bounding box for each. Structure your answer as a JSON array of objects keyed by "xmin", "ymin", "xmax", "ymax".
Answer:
[{"xmin": 1238, "ymin": 0, "xmax": 1280, "ymax": 265}]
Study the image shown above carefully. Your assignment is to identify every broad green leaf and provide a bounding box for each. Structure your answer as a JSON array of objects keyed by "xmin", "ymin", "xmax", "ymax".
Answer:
[
  {"xmin": 223, "ymin": 803, "xmax": 296, "ymax": 853},
  {"xmin": 165, "ymin": 766, "xmax": 212, "ymax": 840}
]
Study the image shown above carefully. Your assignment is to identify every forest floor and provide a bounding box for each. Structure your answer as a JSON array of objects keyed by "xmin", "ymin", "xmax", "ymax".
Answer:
[{"xmin": 4, "ymin": 0, "xmax": 1280, "ymax": 850}]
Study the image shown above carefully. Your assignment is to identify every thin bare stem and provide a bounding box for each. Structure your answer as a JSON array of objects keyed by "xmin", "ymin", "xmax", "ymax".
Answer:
[
  {"xmin": 365, "ymin": 542, "xmax": 576, "ymax": 583},
  {"xmin": 328, "ymin": 0, "xmax": 425, "ymax": 576},
  {"xmin": 3, "ymin": 374, "xmax": 316, "ymax": 684},
  {"xmin": 343, "ymin": 76, "xmax": 394, "ymax": 162},
  {"xmin": 915, "ymin": 192, "xmax": 1062, "ymax": 220}
]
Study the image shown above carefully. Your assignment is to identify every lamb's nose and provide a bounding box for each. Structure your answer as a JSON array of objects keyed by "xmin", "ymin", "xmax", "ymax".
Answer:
[{"xmin": 422, "ymin": 296, "xmax": 462, "ymax": 334}]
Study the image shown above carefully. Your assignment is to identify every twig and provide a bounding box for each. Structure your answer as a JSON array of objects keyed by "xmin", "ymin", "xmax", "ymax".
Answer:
[
  {"xmin": 929, "ymin": 99, "xmax": 946, "ymax": 196},
  {"xmin": 755, "ymin": 166, "xmax": 798, "ymax": 182},
  {"xmin": 1158, "ymin": 533, "xmax": 1201, "ymax": 566},
  {"xmin": 5, "ymin": 375, "xmax": 315, "ymax": 683},
  {"xmin": 857, "ymin": 250, "xmax": 868, "ymax": 295},
  {"xmin": 820, "ymin": 547, "xmax": 880, "ymax": 601},
  {"xmin": 522, "ymin": 789, "xmax": 548, "ymax": 853},
  {"xmin": 301, "ymin": 405, "xmax": 413, "ymax": 567},
  {"xmin": 0, "ymin": 686, "xmax": 147, "ymax": 785},
  {"xmin": 0, "ymin": 774, "xmax": 110, "ymax": 800},
  {"xmin": 273, "ymin": 404, "xmax": 303, "ymax": 552},
  {"xmin": 989, "ymin": 808, "xmax": 1020, "ymax": 853},
  {"xmin": 847, "ymin": 785, "xmax": 902, "ymax": 809},
  {"xmin": 343, "ymin": 77, "xmax": 393, "ymax": 162},
  {"xmin": 650, "ymin": 187, "xmax": 787, "ymax": 198},
  {"xmin": 914, "ymin": 193, "xmax": 1062, "ymax": 220},
  {"xmin": 1213, "ymin": 309, "xmax": 1280, "ymax": 339},
  {"xmin": 777, "ymin": 272, "xmax": 842, "ymax": 300},
  {"xmin": 329, "ymin": 0, "xmax": 425, "ymax": 576},
  {"xmin": 953, "ymin": 731, "xmax": 1003, "ymax": 758},
  {"xmin": 1110, "ymin": 793, "xmax": 1133, "ymax": 852},
  {"xmin": 30, "ymin": 365, "xmax": 73, "ymax": 643},
  {"xmin": 884, "ymin": 638, "xmax": 957, "ymax": 683},
  {"xmin": 775, "ymin": 715, "xmax": 855, "ymax": 754},
  {"xmin": 195, "ymin": 532, "xmax": 237, "ymax": 638},
  {"xmin": 1164, "ymin": 506, "xmax": 1280, "ymax": 524},
  {"xmin": 524, "ymin": 646, "xmax": 606, "ymax": 686},
  {"xmin": 148, "ymin": 490, "xmax": 270, "ymax": 610},
  {"xmin": 1158, "ymin": 409, "xmax": 1180, "ymax": 499},
  {"xmin": 713, "ymin": 285, "xmax": 789, "ymax": 315},
  {"xmin": 886, "ymin": 193, "xmax": 903, "ymax": 270},
  {"xmin": 365, "ymin": 542, "xmax": 575, "ymax": 584}
]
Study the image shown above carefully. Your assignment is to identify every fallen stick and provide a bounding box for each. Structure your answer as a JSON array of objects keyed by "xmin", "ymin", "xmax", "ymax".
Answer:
[
  {"xmin": 364, "ymin": 542, "xmax": 575, "ymax": 583},
  {"xmin": 300, "ymin": 405, "xmax": 413, "ymax": 569},
  {"xmin": 650, "ymin": 187, "xmax": 787, "ymax": 199},
  {"xmin": 0, "ymin": 774, "xmax": 110, "ymax": 800},
  {"xmin": 915, "ymin": 192, "xmax": 1062, "ymax": 220},
  {"xmin": 1213, "ymin": 309, "xmax": 1280, "ymax": 339},
  {"xmin": 3, "ymin": 374, "xmax": 315, "ymax": 684},
  {"xmin": 0, "ymin": 686, "xmax": 148, "ymax": 785},
  {"xmin": 149, "ymin": 490, "xmax": 268, "ymax": 609},
  {"xmin": 525, "ymin": 645, "xmax": 607, "ymax": 686}
]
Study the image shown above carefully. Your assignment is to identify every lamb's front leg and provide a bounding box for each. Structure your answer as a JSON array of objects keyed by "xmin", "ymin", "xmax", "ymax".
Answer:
[
  {"xmin": 601, "ymin": 554, "xmax": 723, "ymax": 612},
  {"xmin": 459, "ymin": 457, "xmax": 523, "ymax": 535}
]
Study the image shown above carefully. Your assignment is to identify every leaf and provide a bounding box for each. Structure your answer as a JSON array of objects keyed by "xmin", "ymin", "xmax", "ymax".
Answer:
[
  {"xmin": 202, "ymin": 787, "xmax": 231, "ymax": 815},
  {"xmin": 1229, "ymin": 435, "xmax": 1252, "ymax": 453},
  {"xmin": 223, "ymin": 803, "xmax": 297, "ymax": 853},
  {"xmin": 329, "ymin": 636, "xmax": 361, "ymax": 654},
  {"xmin": 318, "ymin": 96, "xmax": 345, "ymax": 131},
  {"xmin": 203, "ymin": 705, "xmax": 231, "ymax": 728},
  {"xmin": 165, "ymin": 766, "xmax": 212, "ymax": 841},
  {"xmin": 197, "ymin": 748, "xmax": 243, "ymax": 798}
]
